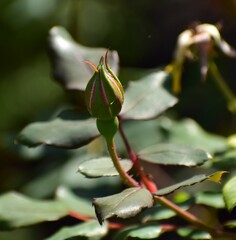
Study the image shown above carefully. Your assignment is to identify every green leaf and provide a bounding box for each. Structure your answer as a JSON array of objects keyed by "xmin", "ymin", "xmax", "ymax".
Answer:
[
  {"xmin": 22, "ymin": 148, "xmax": 122, "ymax": 199},
  {"xmin": 46, "ymin": 220, "xmax": 108, "ymax": 240},
  {"xmin": 113, "ymin": 223, "xmax": 163, "ymax": 240},
  {"xmin": 56, "ymin": 186, "xmax": 95, "ymax": 217},
  {"xmin": 195, "ymin": 192, "xmax": 225, "ymax": 209},
  {"xmin": 177, "ymin": 228, "xmax": 212, "ymax": 239},
  {"xmin": 155, "ymin": 172, "xmax": 226, "ymax": 196},
  {"xmin": 228, "ymin": 134, "xmax": 236, "ymax": 148},
  {"xmin": 140, "ymin": 202, "xmax": 191, "ymax": 222},
  {"xmin": 160, "ymin": 118, "xmax": 227, "ymax": 154},
  {"xmin": 93, "ymin": 187, "xmax": 153, "ymax": 224},
  {"xmin": 138, "ymin": 143, "xmax": 211, "ymax": 166},
  {"xmin": 16, "ymin": 112, "xmax": 99, "ymax": 149},
  {"xmin": 115, "ymin": 119, "xmax": 164, "ymax": 153},
  {"xmin": 126, "ymin": 224, "xmax": 162, "ymax": 239},
  {"xmin": 120, "ymin": 71, "xmax": 178, "ymax": 120},
  {"xmin": 213, "ymin": 150, "xmax": 236, "ymax": 170},
  {"xmin": 224, "ymin": 220, "xmax": 236, "ymax": 228},
  {"xmin": 78, "ymin": 157, "xmax": 133, "ymax": 178},
  {"xmin": 48, "ymin": 26, "xmax": 119, "ymax": 91},
  {"xmin": 0, "ymin": 192, "xmax": 67, "ymax": 230},
  {"xmin": 223, "ymin": 175, "xmax": 236, "ymax": 211}
]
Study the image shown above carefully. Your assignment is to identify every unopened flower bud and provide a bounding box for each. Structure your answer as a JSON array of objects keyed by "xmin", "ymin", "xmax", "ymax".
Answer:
[{"xmin": 85, "ymin": 52, "xmax": 124, "ymax": 120}]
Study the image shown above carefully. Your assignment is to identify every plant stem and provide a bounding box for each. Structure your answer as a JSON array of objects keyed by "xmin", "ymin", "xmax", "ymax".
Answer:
[
  {"xmin": 154, "ymin": 196, "xmax": 213, "ymax": 231},
  {"xmin": 155, "ymin": 196, "xmax": 236, "ymax": 238},
  {"xmin": 118, "ymin": 120, "xmax": 157, "ymax": 192},
  {"xmin": 106, "ymin": 138, "xmax": 140, "ymax": 188},
  {"xmin": 69, "ymin": 211, "xmax": 124, "ymax": 229},
  {"xmin": 118, "ymin": 118, "xmax": 236, "ymax": 238},
  {"xmin": 209, "ymin": 61, "xmax": 236, "ymax": 113},
  {"xmin": 69, "ymin": 211, "xmax": 92, "ymax": 222}
]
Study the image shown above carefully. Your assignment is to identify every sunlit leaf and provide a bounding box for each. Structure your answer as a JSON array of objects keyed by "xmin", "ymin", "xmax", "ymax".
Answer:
[
  {"xmin": 155, "ymin": 172, "xmax": 226, "ymax": 196},
  {"xmin": 113, "ymin": 223, "xmax": 163, "ymax": 240},
  {"xmin": 78, "ymin": 157, "xmax": 133, "ymax": 178},
  {"xmin": 120, "ymin": 71, "xmax": 178, "ymax": 120},
  {"xmin": 177, "ymin": 228, "xmax": 212, "ymax": 239},
  {"xmin": 227, "ymin": 134, "xmax": 236, "ymax": 148},
  {"xmin": 0, "ymin": 192, "xmax": 67, "ymax": 230},
  {"xmin": 127, "ymin": 224, "xmax": 162, "ymax": 239},
  {"xmin": 223, "ymin": 175, "xmax": 236, "ymax": 211},
  {"xmin": 138, "ymin": 143, "xmax": 211, "ymax": 166},
  {"xmin": 48, "ymin": 26, "xmax": 119, "ymax": 91},
  {"xmin": 195, "ymin": 192, "xmax": 225, "ymax": 209},
  {"xmin": 46, "ymin": 220, "xmax": 108, "ymax": 240},
  {"xmin": 16, "ymin": 112, "xmax": 99, "ymax": 149},
  {"xmin": 93, "ymin": 188, "xmax": 153, "ymax": 224},
  {"xmin": 56, "ymin": 186, "xmax": 95, "ymax": 217},
  {"xmin": 224, "ymin": 220, "xmax": 236, "ymax": 228},
  {"xmin": 208, "ymin": 171, "xmax": 227, "ymax": 183}
]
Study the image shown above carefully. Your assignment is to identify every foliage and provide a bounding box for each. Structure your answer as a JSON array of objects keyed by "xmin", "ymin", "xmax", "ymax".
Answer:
[{"xmin": 2, "ymin": 16, "xmax": 236, "ymax": 240}]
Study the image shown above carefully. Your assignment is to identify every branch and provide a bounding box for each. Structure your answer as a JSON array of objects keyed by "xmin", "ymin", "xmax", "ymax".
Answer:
[{"xmin": 106, "ymin": 137, "xmax": 140, "ymax": 188}]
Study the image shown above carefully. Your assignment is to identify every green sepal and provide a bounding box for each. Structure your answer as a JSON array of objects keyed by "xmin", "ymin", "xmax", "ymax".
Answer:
[{"xmin": 96, "ymin": 117, "xmax": 119, "ymax": 140}]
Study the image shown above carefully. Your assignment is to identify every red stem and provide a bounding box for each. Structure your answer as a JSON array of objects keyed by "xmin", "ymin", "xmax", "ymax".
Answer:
[
  {"xmin": 69, "ymin": 211, "xmax": 92, "ymax": 222},
  {"xmin": 69, "ymin": 211, "xmax": 124, "ymax": 229},
  {"xmin": 118, "ymin": 119, "xmax": 157, "ymax": 192}
]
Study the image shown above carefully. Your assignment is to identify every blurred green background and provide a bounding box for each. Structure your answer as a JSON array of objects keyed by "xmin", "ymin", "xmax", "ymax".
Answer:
[{"xmin": 1, "ymin": 0, "xmax": 236, "ymax": 239}]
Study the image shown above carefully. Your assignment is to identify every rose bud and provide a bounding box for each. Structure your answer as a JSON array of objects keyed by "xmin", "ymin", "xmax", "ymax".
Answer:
[{"xmin": 85, "ymin": 52, "xmax": 124, "ymax": 120}]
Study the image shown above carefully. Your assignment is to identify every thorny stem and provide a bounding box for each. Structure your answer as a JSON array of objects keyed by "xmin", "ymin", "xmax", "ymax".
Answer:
[
  {"xmin": 118, "ymin": 118, "xmax": 236, "ymax": 238},
  {"xmin": 106, "ymin": 137, "xmax": 140, "ymax": 188},
  {"xmin": 209, "ymin": 61, "xmax": 236, "ymax": 114}
]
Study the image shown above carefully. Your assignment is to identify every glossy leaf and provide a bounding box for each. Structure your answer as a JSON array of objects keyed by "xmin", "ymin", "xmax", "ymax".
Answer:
[
  {"xmin": 93, "ymin": 187, "xmax": 153, "ymax": 224},
  {"xmin": 113, "ymin": 223, "xmax": 163, "ymax": 240},
  {"xmin": 223, "ymin": 175, "xmax": 236, "ymax": 211},
  {"xmin": 155, "ymin": 172, "xmax": 226, "ymax": 196},
  {"xmin": 46, "ymin": 220, "xmax": 108, "ymax": 240},
  {"xmin": 120, "ymin": 71, "xmax": 178, "ymax": 120},
  {"xmin": 138, "ymin": 143, "xmax": 211, "ymax": 166},
  {"xmin": 78, "ymin": 157, "xmax": 133, "ymax": 178},
  {"xmin": 16, "ymin": 113, "xmax": 99, "ymax": 149},
  {"xmin": 0, "ymin": 192, "xmax": 67, "ymax": 230},
  {"xmin": 56, "ymin": 186, "xmax": 95, "ymax": 217},
  {"xmin": 48, "ymin": 26, "xmax": 119, "ymax": 91}
]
